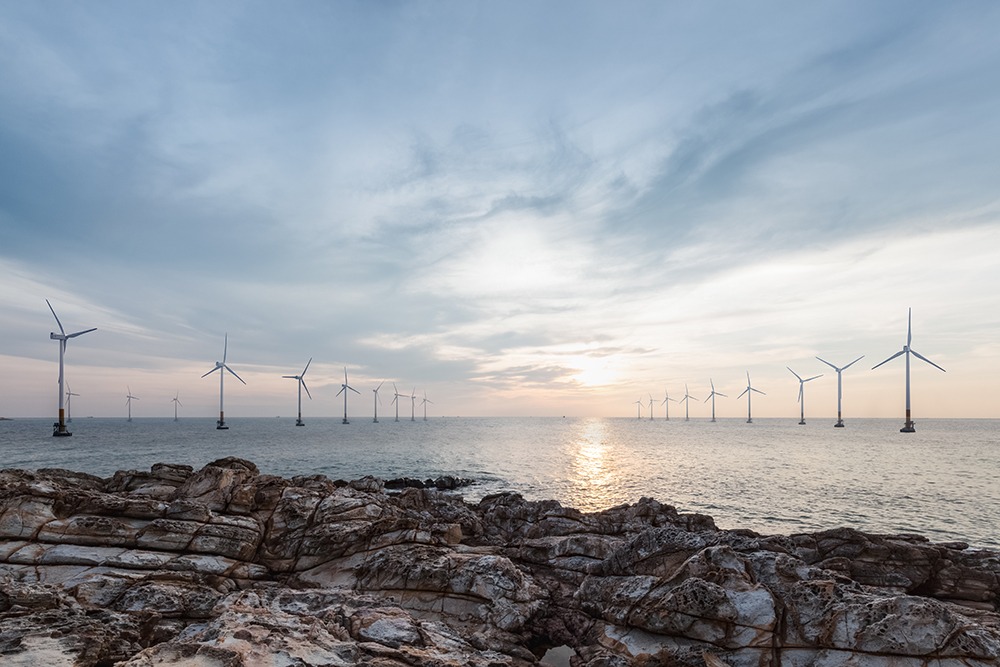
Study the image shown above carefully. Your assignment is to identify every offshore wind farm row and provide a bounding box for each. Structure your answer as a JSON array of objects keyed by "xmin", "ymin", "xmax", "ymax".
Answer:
[
  {"xmin": 43, "ymin": 299, "xmax": 942, "ymax": 436},
  {"xmin": 43, "ymin": 300, "xmax": 433, "ymax": 436},
  {"xmin": 633, "ymin": 308, "xmax": 944, "ymax": 432}
]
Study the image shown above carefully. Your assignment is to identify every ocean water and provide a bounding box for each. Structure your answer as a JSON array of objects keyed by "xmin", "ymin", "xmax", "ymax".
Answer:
[{"xmin": 1, "ymin": 416, "xmax": 997, "ymax": 549}]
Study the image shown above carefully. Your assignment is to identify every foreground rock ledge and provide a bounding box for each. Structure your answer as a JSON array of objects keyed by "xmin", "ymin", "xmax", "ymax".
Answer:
[{"xmin": 1, "ymin": 458, "xmax": 998, "ymax": 667}]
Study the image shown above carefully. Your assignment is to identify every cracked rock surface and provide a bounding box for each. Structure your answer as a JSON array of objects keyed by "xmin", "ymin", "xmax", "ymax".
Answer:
[{"xmin": 2, "ymin": 457, "xmax": 998, "ymax": 666}]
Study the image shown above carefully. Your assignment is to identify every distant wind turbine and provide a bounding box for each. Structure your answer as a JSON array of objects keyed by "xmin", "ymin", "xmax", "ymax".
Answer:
[
  {"xmin": 661, "ymin": 390, "xmax": 676, "ymax": 420},
  {"xmin": 737, "ymin": 371, "xmax": 765, "ymax": 424},
  {"xmin": 47, "ymin": 299, "xmax": 96, "ymax": 437},
  {"xmin": 872, "ymin": 308, "xmax": 945, "ymax": 433},
  {"xmin": 648, "ymin": 394, "xmax": 655, "ymax": 421},
  {"xmin": 633, "ymin": 398, "xmax": 643, "ymax": 419},
  {"xmin": 680, "ymin": 384, "xmax": 698, "ymax": 421},
  {"xmin": 703, "ymin": 379, "xmax": 726, "ymax": 423},
  {"xmin": 409, "ymin": 388, "xmax": 417, "ymax": 422},
  {"xmin": 391, "ymin": 383, "xmax": 402, "ymax": 422},
  {"xmin": 337, "ymin": 367, "xmax": 361, "ymax": 424},
  {"xmin": 201, "ymin": 333, "xmax": 245, "ymax": 430},
  {"xmin": 420, "ymin": 391, "xmax": 433, "ymax": 421},
  {"xmin": 125, "ymin": 387, "xmax": 139, "ymax": 422},
  {"xmin": 815, "ymin": 355, "xmax": 864, "ymax": 427},
  {"xmin": 787, "ymin": 367, "xmax": 822, "ymax": 425},
  {"xmin": 282, "ymin": 358, "xmax": 312, "ymax": 426},
  {"xmin": 171, "ymin": 392, "xmax": 183, "ymax": 422},
  {"xmin": 65, "ymin": 384, "xmax": 80, "ymax": 423},
  {"xmin": 372, "ymin": 381, "xmax": 384, "ymax": 423}
]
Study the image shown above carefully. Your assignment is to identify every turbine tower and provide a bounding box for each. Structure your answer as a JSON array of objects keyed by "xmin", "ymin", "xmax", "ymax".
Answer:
[
  {"xmin": 372, "ymin": 381, "xmax": 384, "ymax": 423},
  {"xmin": 391, "ymin": 383, "xmax": 402, "ymax": 422},
  {"xmin": 171, "ymin": 392, "xmax": 183, "ymax": 422},
  {"xmin": 420, "ymin": 391, "xmax": 433, "ymax": 421},
  {"xmin": 703, "ymin": 379, "xmax": 726, "ymax": 423},
  {"xmin": 65, "ymin": 384, "xmax": 80, "ymax": 423},
  {"xmin": 282, "ymin": 358, "xmax": 312, "ymax": 426},
  {"xmin": 125, "ymin": 387, "xmax": 139, "ymax": 422},
  {"xmin": 661, "ymin": 390, "xmax": 675, "ymax": 420},
  {"xmin": 633, "ymin": 398, "xmax": 643, "ymax": 419},
  {"xmin": 680, "ymin": 384, "xmax": 698, "ymax": 421},
  {"xmin": 46, "ymin": 299, "xmax": 96, "ymax": 437},
  {"xmin": 737, "ymin": 371, "xmax": 765, "ymax": 424},
  {"xmin": 201, "ymin": 333, "xmax": 245, "ymax": 430},
  {"xmin": 648, "ymin": 394, "xmax": 655, "ymax": 421},
  {"xmin": 409, "ymin": 388, "xmax": 417, "ymax": 422},
  {"xmin": 872, "ymin": 308, "xmax": 945, "ymax": 433},
  {"xmin": 337, "ymin": 367, "xmax": 360, "ymax": 424},
  {"xmin": 815, "ymin": 355, "xmax": 864, "ymax": 427},
  {"xmin": 787, "ymin": 367, "xmax": 822, "ymax": 425}
]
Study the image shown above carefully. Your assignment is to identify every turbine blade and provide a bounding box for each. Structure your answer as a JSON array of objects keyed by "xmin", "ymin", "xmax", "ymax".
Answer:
[
  {"xmin": 804, "ymin": 374, "xmax": 823, "ymax": 382},
  {"xmin": 872, "ymin": 349, "xmax": 905, "ymax": 370},
  {"xmin": 842, "ymin": 355, "xmax": 865, "ymax": 370},
  {"xmin": 349, "ymin": 386, "xmax": 361, "ymax": 395},
  {"xmin": 223, "ymin": 333, "xmax": 228, "ymax": 364},
  {"xmin": 302, "ymin": 380, "xmax": 312, "ymax": 400},
  {"xmin": 224, "ymin": 364, "xmax": 246, "ymax": 385},
  {"xmin": 910, "ymin": 348, "xmax": 946, "ymax": 372},
  {"xmin": 66, "ymin": 327, "xmax": 97, "ymax": 339},
  {"xmin": 815, "ymin": 356, "xmax": 838, "ymax": 371},
  {"xmin": 718, "ymin": 392, "xmax": 727, "ymax": 398},
  {"xmin": 376, "ymin": 380, "xmax": 384, "ymax": 392},
  {"xmin": 282, "ymin": 375, "xmax": 296, "ymax": 379},
  {"xmin": 201, "ymin": 367, "xmax": 220, "ymax": 378},
  {"xmin": 337, "ymin": 386, "xmax": 346, "ymax": 397},
  {"xmin": 907, "ymin": 308, "xmax": 912, "ymax": 347},
  {"xmin": 46, "ymin": 299, "xmax": 66, "ymax": 335},
  {"xmin": 752, "ymin": 388, "xmax": 766, "ymax": 395},
  {"xmin": 787, "ymin": 367, "xmax": 802, "ymax": 381},
  {"xmin": 737, "ymin": 388, "xmax": 749, "ymax": 399}
]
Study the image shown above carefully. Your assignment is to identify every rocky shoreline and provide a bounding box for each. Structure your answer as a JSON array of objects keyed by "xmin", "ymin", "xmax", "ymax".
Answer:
[{"xmin": 1, "ymin": 458, "xmax": 998, "ymax": 666}]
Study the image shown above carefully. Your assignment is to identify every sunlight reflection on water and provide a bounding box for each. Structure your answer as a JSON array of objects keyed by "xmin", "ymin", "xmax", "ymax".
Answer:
[{"xmin": 1, "ymin": 416, "xmax": 998, "ymax": 548}]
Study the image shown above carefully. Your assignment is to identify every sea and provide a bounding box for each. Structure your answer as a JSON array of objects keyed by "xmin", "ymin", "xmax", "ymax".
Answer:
[{"xmin": 1, "ymin": 416, "xmax": 997, "ymax": 549}]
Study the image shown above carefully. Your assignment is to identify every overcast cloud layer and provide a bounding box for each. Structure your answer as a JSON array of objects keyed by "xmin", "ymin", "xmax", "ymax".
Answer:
[{"xmin": 2, "ymin": 1, "xmax": 999, "ymax": 420}]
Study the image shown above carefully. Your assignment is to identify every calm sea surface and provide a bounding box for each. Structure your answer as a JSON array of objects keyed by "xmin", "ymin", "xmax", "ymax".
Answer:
[{"xmin": 1, "ymin": 416, "xmax": 997, "ymax": 549}]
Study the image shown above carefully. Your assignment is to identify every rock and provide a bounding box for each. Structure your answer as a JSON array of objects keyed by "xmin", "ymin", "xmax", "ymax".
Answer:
[{"xmin": 2, "ymin": 460, "xmax": 999, "ymax": 666}]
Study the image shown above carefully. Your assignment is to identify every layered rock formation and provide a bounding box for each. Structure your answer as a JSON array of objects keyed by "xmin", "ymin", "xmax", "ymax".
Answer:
[{"xmin": 1, "ymin": 458, "xmax": 998, "ymax": 666}]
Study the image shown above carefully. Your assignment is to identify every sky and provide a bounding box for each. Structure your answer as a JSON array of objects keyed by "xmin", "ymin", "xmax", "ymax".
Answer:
[{"xmin": 2, "ymin": 1, "xmax": 999, "ymax": 421}]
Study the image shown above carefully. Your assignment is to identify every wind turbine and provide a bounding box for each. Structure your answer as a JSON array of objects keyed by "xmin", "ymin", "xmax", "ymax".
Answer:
[
  {"xmin": 409, "ymin": 388, "xmax": 417, "ymax": 422},
  {"xmin": 661, "ymin": 390, "xmax": 676, "ymax": 420},
  {"xmin": 633, "ymin": 398, "xmax": 643, "ymax": 419},
  {"xmin": 337, "ymin": 367, "xmax": 361, "ymax": 424},
  {"xmin": 65, "ymin": 384, "xmax": 80, "ymax": 423},
  {"xmin": 171, "ymin": 392, "xmax": 183, "ymax": 422},
  {"xmin": 872, "ymin": 308, "xmax": 945, "ymax": 433},
  {"xmin": 815, "ymin": 355, "xmax": 864, "ymax": 427},
  {"xmin": 125, "ymin": 387, "xmax": 139, "ymax": 422},
  {"xmin": 680, "ymin": 384, "xmax": 698, "ymax": 421},
  {"xmin": 282, "ymin": 358, "xmax": 312, "ymax": 426},
  {"xmin": 201, "ymin": 333, "xmax": 245, "ymax": 430},
  {"xmin": 703, "ymin": 379, "xmax": 726, "ymax": 422},
  {"xmin": 420, "ymin": 391, "xmax": 433, "ymax": 421},
  {"xmin": 372, "ymin": 381, "xmax": 384, "ymax": 423},
  {"xmin": 391, "ymin": 383, "xmax": 402, "ymax": 422},
  {"xmin": 46, "ymin": 299, "xmax": 96, "ymax": 437},
  {"xmin": 648, "ymin": 394, "xmax": 655, "ymax": 421},
  {"xmin": 787, "ymin": 367, "xmax": 822, "ymax": 425},
  {"xmin": 736, "ymin": 371, "xmax": 765, "ymax": 424}
]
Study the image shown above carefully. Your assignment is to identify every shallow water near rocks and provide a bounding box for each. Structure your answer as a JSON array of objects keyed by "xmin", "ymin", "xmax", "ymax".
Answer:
[{"xmin": 1, "ymin": 416, "xmax": 997, "ymax": 548}]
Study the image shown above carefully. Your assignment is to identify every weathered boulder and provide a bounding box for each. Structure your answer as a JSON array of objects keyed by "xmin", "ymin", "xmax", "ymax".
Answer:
[{"xmin": 1, "ymin": 459, "xmax": 999, "ymax": 667}]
